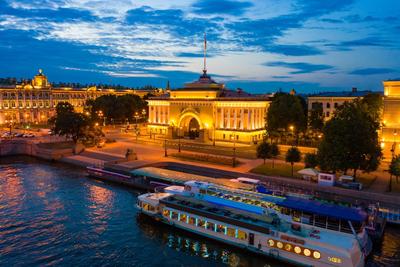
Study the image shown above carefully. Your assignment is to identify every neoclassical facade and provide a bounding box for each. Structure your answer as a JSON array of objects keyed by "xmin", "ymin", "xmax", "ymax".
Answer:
[
  {"xmin": 381, "ymin": 80, "xmax": 400, "ymax": 157},
  {"xmin": 147, "ymin": 70, "xmax": 270, "ymax": 144},
  {"xmin": 0, "ymin": 69, "xmax": 160, "ymax": 125}
]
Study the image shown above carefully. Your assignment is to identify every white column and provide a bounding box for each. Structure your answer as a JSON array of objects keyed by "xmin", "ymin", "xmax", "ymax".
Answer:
[
  {"xmin": 247, "ymin": 108, "xmax": 250, "ymax": 130},
  {"xmin": 220, "ymin": 107, "xmax": 224, "ymax": 128},
  {"xmin": 251, "ymin": 108, "xmax": 255, "ymax": 129},
  {"xmin": 241, "ymin": 108, "xmax": 244, "ymax": 130},
  {"xmin": 227, "ymin": 108, "xmax": 231, "ymax": 129},
  {"xmin": 157, "ymin": 106, "xmax": 160, "ymax": 123},
  {"xmin": 166, "ymin": 105, "xmax": 169, "ymax": 124},
  {"xmin": 234, "ymin": 108, "xmax": 237, "ymax": 129}
]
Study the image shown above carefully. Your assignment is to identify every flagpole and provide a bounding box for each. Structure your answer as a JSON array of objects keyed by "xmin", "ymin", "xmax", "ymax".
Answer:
[{"xmin": 203, "ymin": 32, "xmax": 207, "ymax": 74}]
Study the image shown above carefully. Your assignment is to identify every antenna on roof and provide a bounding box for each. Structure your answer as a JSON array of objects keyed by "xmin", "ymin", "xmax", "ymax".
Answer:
[{"xmin": 203, "ymin": 32, "xmax": 207, "ymax": 74}]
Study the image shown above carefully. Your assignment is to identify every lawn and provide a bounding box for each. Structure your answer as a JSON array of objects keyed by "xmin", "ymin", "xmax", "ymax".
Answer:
[
  {"xmin": 250, "ymin": 161, "xmax": 303, "ymax": 179},
  {"xmin": 354, "ymin": 173, "xmax": 377, "ymax": 189}
]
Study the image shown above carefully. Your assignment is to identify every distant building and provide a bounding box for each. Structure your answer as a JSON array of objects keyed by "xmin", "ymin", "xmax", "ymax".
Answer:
[
  {"xmin": 381, "ymin": 80, "xmax": 400, "ymax": 157},
  {"xmin": 147, "ymin": 69, "xmax": 271, "ymax": 144},
  {"xmin": 307, "ymin": 88, "xmax": 380, "ymax": 121},
  {"xmin": 0, "ymin": 69, "xmax": 162, "ymax": 125}
]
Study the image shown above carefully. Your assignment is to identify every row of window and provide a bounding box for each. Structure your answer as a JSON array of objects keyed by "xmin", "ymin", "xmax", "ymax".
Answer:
[{"xmin": 163, "ymin": 209, "xmax": 248, "ymax": 240}]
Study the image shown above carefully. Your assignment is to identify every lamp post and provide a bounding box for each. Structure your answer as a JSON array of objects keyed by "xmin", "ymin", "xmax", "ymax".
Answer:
[
  {"xmin": 213, "ymin": 123, "xmax": 216, "ymax": 146},
  {"xmin": 231, "ymin": 134, "xmax": 236, "ymax": 167},
  {"xmin": 164, "ymin": 136, "xmax": 168, "ymax": 157},
  {"xmin": 178, "ymin": 126, "xmax": 182, "ymax": 152},
  {"xmin": 289, "ymin": 125, "xmax": 295, "ymax": 145}
]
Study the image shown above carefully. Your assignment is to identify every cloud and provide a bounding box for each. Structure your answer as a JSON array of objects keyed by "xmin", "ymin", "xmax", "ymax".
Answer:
[
  {"xmin": 344, "ymin": 14, "xmax": 379, "ymax": 23},
  {"xmin": 264, "ymin": 61, "xmax": 333, "ymax": 74},
  {"xmin": 268, "ymin": 44, "xmax": 322, "ymax": 56},
  {"xmin": 325, "ymin": 37, "xmax": 392, "ymax": 51},
  {"xmin": 192, "ymin": 0, "xmax": 253, "ymax": 15},
  {"xmin": 349, "ymin": 68, "xmax": 396, "ymax": 75},
  {"xmin": 295, "ymin": 0, "xmax": 356, "ymax": 17}
]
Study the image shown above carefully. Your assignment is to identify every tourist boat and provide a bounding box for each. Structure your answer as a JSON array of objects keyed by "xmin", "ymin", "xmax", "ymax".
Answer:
[{"xmin": 137, "ymin": 180, "xmax": 371, "ymax": 267}]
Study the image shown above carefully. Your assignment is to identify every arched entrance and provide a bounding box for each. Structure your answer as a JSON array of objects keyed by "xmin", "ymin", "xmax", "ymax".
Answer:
[{"xmin": 178, "ymin": 113, "xmax": 202, "ymax": 139}]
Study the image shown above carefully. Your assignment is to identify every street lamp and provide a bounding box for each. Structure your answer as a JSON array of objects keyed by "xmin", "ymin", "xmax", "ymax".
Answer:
[
  {"xmin": 178, "ymin": 126, "xmax": 182, "ymax": 152},
  {"xmin": 230, "ymin": 134, "xmax": 236, "ymax": 167},
  {"xmin": 164, "ymin": 135, "xmax": 168, "ymax": 157},
  {"xmin": 289, "ymin": 125, "xmax": 295, "ymax": 145}
]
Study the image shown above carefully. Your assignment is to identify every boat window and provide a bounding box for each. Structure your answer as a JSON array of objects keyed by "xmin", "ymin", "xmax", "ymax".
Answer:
[
  {"xmin": 314, "ymin": 215, "xmax": 327, "ymax": 228},
  {"xmin": 341, "ymin": 221, "xmax": 352, "ymax": 234},
  {"xmin": 171, "ymin": 211, "xmax": 178, "ymax": 220},
  {"xmin": 198, "ymin": 219, "xmax": 206, "ymax": 228},
  {"xmin": 206, "ymin": 222, "xmax": 215, "ymax": 231},
  {"xmin": 179, "ymin": 213, "xmax": 187, "ymax": 223},
  {"xmin": 292, "ymin": 210, "xmax": 301, "ymax": 222},
  {"xmin": 237, "ymin": 230, "xmax": 247, "ymax": 240},
  {"xmin": 227, "ymin": 228, "xmax": 235, "ymax": 237},
  {"xmin": 281, "ymin": 207, "xmax": 291, "ymax": 216},
  {"xmin": 216, "ymin": 224, "xmax": 226, "ymax": 234},
  {"xmin": 188, "ymin": 216, "xmax": 196, "ymax": 225},
  {"xmin": 162, "ymin": 209, "xmax": 170, "ymax": 217},
  {"xmin": 199, "ymin": 189, "xmax": 206, "ymax": 194},
  {"xmin": 327, "ymin": 217, "xmax": 340, "ymax": 231}
]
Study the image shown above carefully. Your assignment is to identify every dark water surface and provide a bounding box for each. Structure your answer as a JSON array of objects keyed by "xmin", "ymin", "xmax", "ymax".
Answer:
[{"xmin": 0, "ymin": 157, "xmax": 399, "ymax": 267}]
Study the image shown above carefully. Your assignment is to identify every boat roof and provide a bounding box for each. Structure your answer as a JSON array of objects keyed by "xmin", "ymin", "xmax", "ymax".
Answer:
[
  {"xmin": 279, "ymin": 197, "xmax": 367, "ymax": 222},
  {"xmin": 130, "ymin": 167, "xmax": 252, "ymax": 189}
]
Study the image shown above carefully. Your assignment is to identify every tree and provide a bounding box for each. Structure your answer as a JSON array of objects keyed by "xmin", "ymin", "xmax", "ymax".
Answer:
[
  {"xmin": 49, "ymin": 102, "xmax": 90, "ymax": 144},
  {"xmin": 317, "ymin": 100, "xmax": 382, "ymax": 178},
  {"xmin": 360, "ymin": 92, "xmax": 383, "ymax": 123},
  {"xmin": 266, "ymin": 92, "xmax": 307, "ymax": 142},
  {"xmin": 304, "ymin": 153, "xmax": 318, "ymax": 168},
  {"xmin": 257, "ymin": 142, "xmax": 271, "ymax": 164},
  {"xmin": 286, "ymin": 147, "xmax": 301, "ymax": 177},
  {"xmin": 270, "ymin": 143, "xmax": 280, "ymax": 168},
  {"xmin": 308, "ymin": 102, "xmax": 324, "ymax": 132},
  {"xmin": 49, "ymin": 102, "xmax": 104, "ymax": 147},
  {"xmin": 389, "ymin": 155, "xmax": 400, "ymax": 191}
]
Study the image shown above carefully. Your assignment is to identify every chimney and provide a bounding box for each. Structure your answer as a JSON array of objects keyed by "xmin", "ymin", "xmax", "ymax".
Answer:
[{"xmin": 352, "ymin": 87, "xmax": 357, "ymax": 93}]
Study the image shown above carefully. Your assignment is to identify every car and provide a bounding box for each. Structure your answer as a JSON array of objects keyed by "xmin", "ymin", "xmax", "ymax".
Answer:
[{"xmin": 15, "ymin": 133, "xmax": 24, "ymax": 137}]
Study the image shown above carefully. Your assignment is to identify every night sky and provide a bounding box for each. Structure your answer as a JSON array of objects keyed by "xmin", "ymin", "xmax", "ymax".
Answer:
[{"xmin": 0, "ymin": 0, "xmax": 399, "ymax": 93}]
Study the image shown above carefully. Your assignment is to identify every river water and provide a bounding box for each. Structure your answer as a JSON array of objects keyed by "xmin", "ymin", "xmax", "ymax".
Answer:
[{"xmin": 0, "ymin": 157, "xmax": 399, "ymax": 267}]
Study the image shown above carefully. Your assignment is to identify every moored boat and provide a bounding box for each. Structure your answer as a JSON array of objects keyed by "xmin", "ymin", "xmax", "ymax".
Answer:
[{"xmin": 137, "ymin": 180, "xmax": 371, "ymax": 267}]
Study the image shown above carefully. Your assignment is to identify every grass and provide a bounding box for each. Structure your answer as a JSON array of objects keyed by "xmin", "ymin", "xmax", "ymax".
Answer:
[
  {"xmin": 250, "ymin": 161, "xmax": 303, "ymax": 178},
  {"xmin": 170, "ymin": 152, "xmax": 240, "ymax": 166},
  {"xmin": 354, "ymin": 173, "xmax": 377, "ymax": 189}
]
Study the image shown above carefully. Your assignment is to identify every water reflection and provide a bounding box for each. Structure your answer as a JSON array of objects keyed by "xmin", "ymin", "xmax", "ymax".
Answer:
[
  {"xmin": 136, "ymin": 213, "xmax": 280, "ymax": 267},
  {"xmin": 86, "ymin": 182, "xmax": 114, "ymax": 234}
]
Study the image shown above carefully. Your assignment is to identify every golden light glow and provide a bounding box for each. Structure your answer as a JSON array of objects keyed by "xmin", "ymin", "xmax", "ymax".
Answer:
[
  {"xmin": 284, "ymin": 244, "xmax": 292, "ymax": 251},
  {"xmin": 313, "ymin": 251, "xmax": 321, "ymax": 259},
  {"xmin": 294, "ymin": 246, "xmax": 302, "ymax": 254},
  {"xmin": 277, "ymin": 242, "xmax": 283, "ymax": 249},
  {"xmin": 268, "ymin": 239, "xmax": 275, "ymax": 247},
  {"xmin": 328, "ymin": 257, "xmax": 342, "ymax": 263},
  {"xmin": 381, "ymin": 142, "xmax": 385, "ymax": 148},
  {"xmin": 304, "ymin": 249, "xmax": 311, "ymax": 257}
]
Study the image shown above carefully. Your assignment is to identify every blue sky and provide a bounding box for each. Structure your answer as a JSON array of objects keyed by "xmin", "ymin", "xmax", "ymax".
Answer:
[{"xmin": 0, "ymin": 0, "xmax": 399, "ymax": 93}]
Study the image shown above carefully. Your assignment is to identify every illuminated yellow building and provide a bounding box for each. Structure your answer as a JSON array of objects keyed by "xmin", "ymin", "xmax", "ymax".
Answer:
[
  {"xmin": 147, "ymin": 70, "xmax": 270, "ymax": 144},
  {"xmin": 381, "ymin": 80, "xmax": 400, "ymax": 157},
  {"xmin": 0, "ymin": 69, "xmax": 162, "ymax": 125}
]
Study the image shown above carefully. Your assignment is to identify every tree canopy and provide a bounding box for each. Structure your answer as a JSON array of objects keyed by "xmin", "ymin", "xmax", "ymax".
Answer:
[
  {"xmin": 317, "ymin": 100, "xmax": 382, "ymax": 177},
  {"xmin": 304, "ymin": 153, "xmax": 318, "ymax": 168},
  {"xmin": 257, "ymin": 142, "xmax": 271, "ymax": 164},
  {"xmin": 49, "ymin": 102, "xmax": 103, "ymax": 145},
  {"xmin": 308, "ymin": 102, "xmax": 324, "ymax": 132},
  {"xmin": 285, "ymin": 146, "xmax": 301, "ymax": 176},
  {"xmin": 86, "ymin": 94, "xmax": 147, "ymax": 123},
  {"xmin": 267, "ymin": 92, "xmax": 307, "ymax": 135}
]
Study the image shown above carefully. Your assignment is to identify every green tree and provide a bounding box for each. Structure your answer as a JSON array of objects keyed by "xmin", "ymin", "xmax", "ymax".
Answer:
[
  {"xmin": 304, "ymin": 153, "xmax": 318, "ymax": 168},
  {"xmin": 285, "ymin": 147, "xmax": 301, "ymax": 177},
  {"xmin": 257, "ymin": 142, "xmax": 271, "ymax": 164},
  {"xmin": 360, "ymin": 92, "xmax": 383, "ymax": 123},
  {"xmin": 308, "ymin": 102, "xmax": 324, "ymax": 132},
  {"xmin": 317, "ymin": 100, "xmax": 382, "ymax": 177},
  {"xmin": 267, "ymin": 92, "xmax": 307, "ymax": 141},
  {"xmin": 270, "ymin": 143, "xmax": 280, "ymax": 168},
  {"xmin": 49, "ymin": 102, "xmax": 91, "ymax": 144},
  {"xmin": 389, "ymin": 155, "xmax": 400, "ymax": 191}
]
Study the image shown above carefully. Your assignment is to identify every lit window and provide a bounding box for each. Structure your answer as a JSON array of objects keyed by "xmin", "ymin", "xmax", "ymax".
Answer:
[
  {"xmin": 294, "ymin": 246, "xmax": 301, "ymax": 254},
  {"xmin": 284, "ymin": 244, "xmax": 292, "ymax": 251},
  {"xmin": 313, "ymin": 251, "xmax": 321, "ymax": 259},
  {"xmin": 304, "ymin": 249, "xmax": 311, "ymax": 257},
  {"xmin": 277, "ymin": 242, "xmax": 283, "ymax": 249},
  {"xmin": 268, "ymin": 239, "xmax": 275, "ymax": 247}
]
